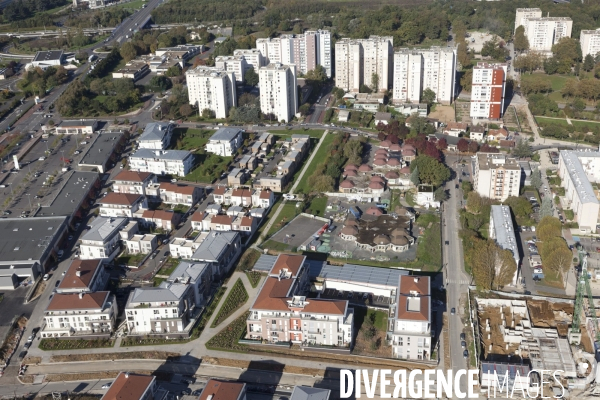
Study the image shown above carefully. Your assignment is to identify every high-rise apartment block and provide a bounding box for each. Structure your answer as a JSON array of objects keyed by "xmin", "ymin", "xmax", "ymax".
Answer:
[
  {"xmin": 470, "ymin": 62, "xmax": 507, "ymax": 120},
  {"xmin": 214, "ymin": 55, "xmax": 248, "ymax": 83},
  {"xmin": 392, "ymin": 47, "xmax": 456, "ymax": 105},
  {"xmin": 580, "ymin": 29, "xmax": 600, "ymax": 59},
  {"xmin": 256, "ymin": 30, "xmax": 331, "ymax": 77},
  {"xmin": 335, "ymin": 36, "xmax": 393, "ymax": 93},
  {"xmin": 233, "ymin": 49, "xmax": 265, "ymax": 72},
  {"xmin": 473, "ymin": 153, "xmax": 521, "ymax": 202},
  {"xmin": 259, "ymin": 63, "xmax": 298, "ymax": 123},
  {"xmin": 515, "ymin": 9, "xmax": 572, "ymax": 52},
  {"xmin": 186, "ymin": 66, "xmax": 237, "ymax": 119}
]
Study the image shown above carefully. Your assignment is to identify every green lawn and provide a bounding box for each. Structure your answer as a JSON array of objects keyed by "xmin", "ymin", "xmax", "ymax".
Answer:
[
  {"xmin": 276, "ymin": 129, "xmax": 325, "ymax": 138},
  {"xmin": 307, "ymin": 196, "xmax": 328, "ymax": 217},
  {"xmin": 294, "ymin": 133, "xmax": 335, "ymax": 193},
  {"xmin": 185, "ymin": 154, "xmax": 232, "ymax": 183},
  {"xmin": 521, "ymin": 74, "xmax": 569, "ymax": 91},
  {"xmin": 115, "ymin": 0, "xmax": 147, "ymax": 10},
  {"xmin": 372, "ymin": 309, "xmax": 387, "ymax": 331},
  {"xmin": 266, "ymin": 202, "xmax": 299, "ymax": 237},
  {"xmin": 405, "ymin": 192, "xmax": 417, "ymax": 207},
  {"xmin": 415, "ymin": 214, "xmax": 442, "ymax": 270},
  {"xmin": 171, "ymin": 127, "xmax": 213, "ymax": 152},
  {"xmin": 536, "ymin": 116, "xmax": 600, "ymax": 133}
]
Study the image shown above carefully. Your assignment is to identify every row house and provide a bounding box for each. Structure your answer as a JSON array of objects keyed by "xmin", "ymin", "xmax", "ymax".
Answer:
[
  {"xmin": 41, "ymin": 291, "xmax": 117, "ymax": 338},
  {"xmin": 246, "ymin": 254, "xmax": 354, "ymax": 347},
  {"xmin": 99, "ymin": 193, "xmax": 148, "ymax": 218},
  {"xmin": 191, "ymin": 212, "xmax": 258, "ymax": 235},
  {"xmin": 169, "ymin": 234, "xmax": 207, "ymax": 259},
  {"xmin": 126, "ymin": 234, "xmax": 158, "ymax": 254},
  {"xmin": 101, "ymin": 372, "xmax": 166, "ymax": 400},
  {"xmin": 111, "ymin": 171, "xmax": 157, "ymax": 196},
  {"xmin": 212, "ymin": 187, "xmax": 274, "ymax": 209},
  {"xmin": 80, "ymin": 217, "xmax": 129, "ymax": 262},
  {"xmin": 138, "ymin": 210, "xmax": 181, "ymax": 231},
  {"xmin": 154, "ymin": 182, "xmax": 203, "ymax": 206},
  {"xmin": 57, "ymin": 259, "xmax": 109, "ymax": 294}
]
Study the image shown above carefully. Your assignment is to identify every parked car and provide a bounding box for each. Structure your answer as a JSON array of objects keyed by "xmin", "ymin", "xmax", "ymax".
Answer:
[
  {"xmin": 461, "ymin": 341, "xmax": 466, "ymax": 348},
  {"xmin": 460, "ymin": 333, "xmax": 466, "ymax": 341},
  {"xmin": 451, "ymin": 308, "xmax": 456, "ymax": 315},
  {"xmin": 463, "ymin": 350, "xmax": 469, "ymax": 358},
  {"xmin": 101, "ymin": 382, "xmax": 112, "ymax": 389},
  {"xmin": 43, "ymin": 274, "xmax": 49, "ymax": 281},
  {"xmin": 57, "ymin": 250, "xmax": 64, "ymax": 258}
]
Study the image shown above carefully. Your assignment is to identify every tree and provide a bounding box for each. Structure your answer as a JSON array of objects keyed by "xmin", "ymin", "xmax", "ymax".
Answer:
[
  {"xmin": 512, "ymin": 139, "xmax": 532, "ymax": 158},
  {"xmin": 537, "ymin": 216, "xmax": 562, "ymax": 242},
  {"xmin": 481, "ymin": 38, "xmax": 508, "ymax": 61},
  {"xmin": 165, "ymin": 64, "xmax": 182, "ymax": 77},
  {"xmin": 552, "ymin": 38, "xmax": 581, "ymax": 65},
  {"xmin": 434, "ymin": 186, "xmax": 448, "ymax": 202},
  {"xmin": 530, "ymin": 167, "xmax": 542, "ymax": 190},
  {"xmin": 513, "ymin": 52, "xmax": 542, "ymax": 74},
  {"xmin": 244, "ymin": 67, "xmax": 259, "ymax": 87},
  {"xmin": 410, "ymin": 166, "xmax": 420, "ymax": 186},
  {"xmin": 460, "ymin": 69, "xmax": 472, "ymax": 92},
  {"xmin": 201, "ymin": 108, "xmax": 215, "ymax": 119},
  {"xmin": 583, "ymin": 54, "xmax": 595, "ymax": 72},
  {"xmin": 371, "ymin": 73, "xmax": 379, "ymax": 92},
  {"xmin": 409, "ymin": 155, "xmax": 450, "ymax": 187},
  {"xmin": 422, "ymin": 88, "xmax": 436, "ymax": 107},
  {"xmin": 299, "ymin": 103, "xmax": 311, "ymax": 116},
  {"xmin": 540, "ymin": 196, "xmax": 553, "ymax": 219},
  {"xmin": 457, "ymin": 42, "xmax": 471, "ymax": 67},
  {"xmin": 472, "ymin": 239, "xmax": 517, "ymax": 290},
  {"xmin": 436, "ymin": 137, "xmax": 448, "ymax": 150},
  {"xmin": 513, "ymin": 26, "xmax": 529, "ymax": 53},
  {"xmin": 120, "ymin": 42, "xmax": 138, "ymax": 62},
  {"xmin": 311, "ymin": 175, "xmax": 335, "ymax": 192},
  {"xmin": 457, "ymin": 138, "xmax": 469, "ymax": 153},
  {"xmin": 504, "ymin": 196, "xmax": 532, "ymax": 220},
  {"xmin": 179, "ymin": 104, "xmax": 194, "ymax": 117},
  {"xmin": 305, "ymin": 65, "xmax": 327, "ymax": 87}
]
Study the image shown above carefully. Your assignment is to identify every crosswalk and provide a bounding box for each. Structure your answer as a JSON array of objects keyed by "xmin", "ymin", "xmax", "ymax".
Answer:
[{"xmin": 446, "ymin": 279, "xmax": 471, "ymax": 285}]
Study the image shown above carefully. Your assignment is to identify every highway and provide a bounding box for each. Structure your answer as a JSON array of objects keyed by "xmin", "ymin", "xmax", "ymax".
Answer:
[{"xmin": 103, "ymin": 0, "xmax": 166, "ymax": 47}]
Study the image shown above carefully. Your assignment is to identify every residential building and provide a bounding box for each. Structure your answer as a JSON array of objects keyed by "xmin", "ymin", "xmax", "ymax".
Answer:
[
  {"xmin": 393, "ymin": 103, "xmax": 428, "ymax": 117},
  {"xmin": 139, "ymin": 210, "xmax": 181, "ymax": 231},
  {"xmin": 99, "ymin": 193, "xmax": 148, "ymax": 218},
  {"xmin": 514, "ymin": 8, "xmax": 542, "ymax": 33},
  {"xmin": 101, "ymin": 372, "xmax": 166, "ymax": 400},
  {"xmin": 524, "ymin": 17, "xmax": 573, "ymax": 52},
  {"xmin": 154, "ymin": 44, "xmax": 202, "ymax": 61},
  {"xmin": 255, "ymin": 176, "xmax": 286, "ymax": 192},
  {"xmin": 252, "ymin": 189, "xmax": 275, "ymax": 209},
  {"xmin": 558, "ymin": 150, "xmax": 600, "ymax": 233},
  {"xmin": 259, "ymin": 63, "xmax": 298, "ymax": 123},
  {"xmin": 392, "ymin": 47, "xmax": 457, "ymax": 105},
  {"xmin": 228, "ymin": 168, "xmax": 247, "ymax": 187},
  {"xmin": 473, "ymin": 153, "xmax": 521, "ymax": 201},
  {"xmin": 353, "ymin": 92, "xmax": 385, "ymax": 112},
  {"xmin": 55, "ymin": 120, "xmax": 98, "ymax": 135},
  {"xmin": 233, "ymin": 48, "xmax": 265, "ymax": 72},
  {"xmin": 231, "ymin": 188, "xmax": 253, "ymax": 207},
  {"xmin": 186, "ymin": 66, "xmax": 236, "ymax": 119},
  {"xmin": 470, "ymin": 62, "xmax": 507, "ymax": 120},
  {"xmin": 129, "ymin": 149, "xmax": 195, "ymax": 177},
  {"xmin": 246, "ymin": 254, "xmax": 354, "ymax": 346},
  {"xmin": 112, "ymin": 171, "xmax": 157, "ymax": 196},
  {"xmin": 126, "ymin": 234, "xmax": 158, "ymax": 254},
  {"xmin": 374, "ymin": 112, "xmax": 392, "ymax": 126},
  {"xmin": 580, "ymin": 29, "xmax": 600, "ymax": 59},
  {"xmin": 487, "ymin": 128, "xmax": 509, "ymax": 141},
  {"xmin": 199, "ymin": 380, "xmax": 247, "ymax": 400},
  {"xmin": 56, "ymin": 259, "xmax": 109, "ymax": 294},
  {"xmin": 169, "ymin": 234, "xmax": 206, "ymax": 259},
  {"xmin": 191, "ymin": 231, "xmax": 242, "ymax": 278},
  {"xmin": 387, "ymin": 275, "xmax": 431, "ymax": 360},
  {"xmin": 290, "ymin": 387, "xmax": 330, "ymax": 400},
  {"xmin": 125, "ymin": 261, "xmax": 211, "ymax": 334},
  {"xmin": 80, "ymin": 217, "xmax": 129, "ymax": 261},
  {"xmin": 489, "ymin": 205, "xmax": 520, "ymax": 285},
  {"xmin": 156, "ymin": 182, "xmax": 203, "ymax": 205},
  {"xmin": 334, "ymin": 39, "xmax": 363, "ymax": 92},
  {"xmin": 138, "ymin": 122, "xmax": 174, "ymax": 150},
  {"xmin": 206, "ymin": 127, "xmax": 244, "ymax": 157},
  {"xmin": 215, "ymin": 55, "xmax": 248, "ymax": 83},
  {"xmin": 41, "ymin": 291, "xmax": 117, "ymax": 338},
  {"xmin": 443, "ymin": 122, "xmax": 468, "ymax": 137},
  {"xmin": 470, "ymin": 125, "xmax": 486, "ymax": 142},
  {"xmin": 112, "ymin": 60, "xmax": 149, "ymax": 81},
  {"xmin": 31, "ymin": 50, "xmax": 63, "ymax": 69}
]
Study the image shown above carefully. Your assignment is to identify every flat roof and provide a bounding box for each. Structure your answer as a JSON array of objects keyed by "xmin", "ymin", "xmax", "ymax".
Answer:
[
  {"xmin": 253, "ymin": 254, "xmax": 278, "ymax": 272},
  {"xmin": 79, "ymin": 131, "xmax": 124, "ymax": 168},
  {"xmin": 311, "ymin": 262, "xmax": 409, "ymax": 288},
  {"xmin": 559, "ymin": 150, "xmax": 600, "ymax": 205},
  {"xmin": 59, "ymin": 120, "xmax": 97, "ymax": 128},
  {"xmin": 36, "ymin": 171, "xmax": 99, "ymax": 218},
  {"xmin": 0, "ymin": 217, "xmax": 67, "ymax": 263},
  {"xmin": 490, "ymin": 205, "xmax": 519, "ymax": 263},
  {"xmin": 33, "ymin": 50, "xmax": 63, "ymax": 62},
  {"xmin": 192, "ymin": 231, "xmax": 239, "ymax": 261}
]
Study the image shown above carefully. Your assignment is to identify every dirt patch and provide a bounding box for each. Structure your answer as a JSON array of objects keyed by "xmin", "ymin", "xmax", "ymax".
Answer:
[
  {"xmin": 203, "ymin": 357, "xmax": 324, "ymax": 376},
  {"xmin": 528, "ymin": 300, "xmax": 573, "ymax": 328},
  {"xmin": 30, "ymin": 281, "xmax": 47, "ymax": 301},
  {"xmin": 23, "ymin": 356, "xmax": 41, "ymax": 365},
  {"xmin": 581, "ymin": 326, "xmax": 595, "ymax": 354},
  {"xmin": 50, "ymin": 351, "xmax": 181, "ymax": 363},
  {"xmin": 353, "ymin": 324, "xmax": 391, "ymax": 358},
  {"xmin": 478, "ymin": 306, "xmax": 521, "ymax": 358},
  {"xmin": 36, "ymin": 369, "xmax": 170, "ymax": 383},
  {"xmin": 429, "ymin": 105, "xmax": 455, "ymax": 124},
  {"xmin": 0, "ymin": 316, "xmax": 27, "ymax": 364}
]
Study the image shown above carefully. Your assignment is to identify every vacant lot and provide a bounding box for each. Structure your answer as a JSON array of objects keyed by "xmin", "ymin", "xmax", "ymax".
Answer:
[{"xmin": 294, "ymin": 133, "xmax": 335, "ymax": 194}]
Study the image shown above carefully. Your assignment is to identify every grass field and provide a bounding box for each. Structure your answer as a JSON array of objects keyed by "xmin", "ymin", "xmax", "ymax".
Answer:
[
  {"xmin": 521, "ymin": 74, "xmax": 569, "ymax": 91},
  {"xmin": 185, "ymin": 154, "xmax": 232, "ymax": 183},
  {"xmin": 535, "ymin": 116, "xmax": 570, "ymax": 127},
  {"xmin": 294, "ymin": 132, "xmax": 335, "ymax": 194},
  {"xmin": 266, "ymin": 202, "xmax": 299, "ymax": 237},
  {"xmin": 275, "ymin": 129, "xmax": 325, "ymax": 138},
  {"xmin": 115, "ymin": 0, "xmax": 147, "ymax": 10},
  {"xmin": 306, "ymin": 196, "xmax": 328, "ymax": 217},
  {"xmin": 171, "ymin": 127, "xmax": 213, "ymax": 153},
  {"xmin": 536, "ymin": 116, "xmax": 600, "ymax": 132}
]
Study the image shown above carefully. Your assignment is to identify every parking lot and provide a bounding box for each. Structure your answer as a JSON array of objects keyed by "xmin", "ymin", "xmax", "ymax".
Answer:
[{"xmin": 270, "ymin": 214, "xmax": 328, "ymax": 249}]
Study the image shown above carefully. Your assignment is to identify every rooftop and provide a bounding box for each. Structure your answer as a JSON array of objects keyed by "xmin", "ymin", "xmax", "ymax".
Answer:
[
  {"xmin": 310, "ymin": 262, "xmax": 409, "ymax": 289},
  {"xmin": 82, "ymin": 217, "xmax": 128, "ymax": 242},
  {"xmin": 396, "ymin": 275, "xmax": 430, "ymax": 321},
  {"xmin": 100, "ymin": 193, "xmax": 143, "ymax": 206},
  {"xmin": 47, "ymin": 291, "xmax": 110, "ymax": 311},
  {"xmin": 35, "ymin": 171, "xmax": 99, "ymax": 218},
  {"xmin": 102, "ymin": 372, "xmax": 155, "ymax": 400},
  {"xmin": 0, "ymin": 217, "xmax": 67, "ymax": 263},
  {"xmin": 476, "ymin": 153, "xmax": 520, "ymax": 171},
  {"xmin": 261, "ymin": 62, "xmax": 294, "ymax": 71},
  {"xmin": 141, "ymin": 209, "xmax": 178, "ymax": 222},
  {"xmin": 113, "ymin": 171, "xmax": 154, "ymax": 183},
  {"xmin": 79, "ymin": 131, "xmax": 124, "ymax": 168},
  {"xmin": 131, "ymin": 148, "xmax": 193, "ymax": 162},
  {"xmin": 192, "ymin": 231, "xmax": 239, "ymax": 262},
  {"xmin": 58, "ymin": 259, "xmax": 103, "ymax": 290},
  {"xmin": 59, "ymin": 120, "xmax": 97, "ymax": 128},
  {"xmin": 139, "ymin": 122, "xmax": 172, "ymax": 143},
  {"xmin": 490, "ymin": 205, "xmax": 519, "ymax": 262},
  {"xmin": 167, "ymin": 261, "xmax": 209, "ymax": 284},
  {"xmin": 33, "ymin": 50, "xmax": 63, "ymax": 62},
  {"xmin": 198, "ymin": 379, "xmax": 246, "ymax": 400},
  {"xmin": 129, "ymin": 281, "xmax": 189, "ymax": 304},
  {"xmin": 159, "ymin": 182, "xmax": 197, "ymax": 195},
  {"xmin": 186, "ymin": 65, "xmax": 231, "ymax": 78},
  {"xmin": 290, "ymin": 386, "xmax": 331, "ymax": 400},
  {"xmin": 559, "ymin": 150, "xmax": 600, "ymax": 205}
]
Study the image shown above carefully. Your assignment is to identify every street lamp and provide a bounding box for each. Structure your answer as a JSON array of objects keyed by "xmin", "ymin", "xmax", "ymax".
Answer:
[{"xmin": 26, "ymin": 193, "xmax": 32, "ymax": 210}]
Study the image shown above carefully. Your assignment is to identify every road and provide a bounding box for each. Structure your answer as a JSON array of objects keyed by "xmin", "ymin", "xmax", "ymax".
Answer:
[
  {"xmin": 442, "ymin": 154, "xmax": 471, "ymax": 397},
  {"xmin": 307, "ymin": 86, "xmax": 332, "ymax": 124},
  {"xmin": 106, "ymin": 0, "xmax": 166, "ymax": 46}
]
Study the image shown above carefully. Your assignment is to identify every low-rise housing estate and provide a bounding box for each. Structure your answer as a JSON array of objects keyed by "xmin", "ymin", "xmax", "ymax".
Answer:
[
  {"xmin": 80, "ymin": 217, "xmax": 129, "ymax": 261},
  {"xmin": 138, "ymin": 209, "xmax": 180, "ymax": 231},
  {"xmin": 101, "ymin": 372, "xmax": 166, "ymax": 400},
  {"xmin": 56, "ymin": 259, "xmax": 108, "ymax": 294},
  {"xmin": 199, "ymin": 380, "xmax": 247, "ymax": 400},
  {"xmin": 129, "ymin": 149, "xmax": 194, "ymax": 177},
  {"xmin": 112, "ymin": 171, "xmax": 157, "ymax": 196}
]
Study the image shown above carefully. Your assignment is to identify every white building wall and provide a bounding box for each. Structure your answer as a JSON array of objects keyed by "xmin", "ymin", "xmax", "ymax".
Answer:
[
  {"xmin": 186, "ymin": 67, "xmax": 236, "ymax": 119},
  {"xmin": 259, "ymin": 63, "xmax": 298, "ymax": 123},
  {"xmin": 581, "ymin": 30, "xmax": 600, "ymax": 59},
  {"xmin": 514, "ymin": 8, "xmax": 542, "ymax": 33}
]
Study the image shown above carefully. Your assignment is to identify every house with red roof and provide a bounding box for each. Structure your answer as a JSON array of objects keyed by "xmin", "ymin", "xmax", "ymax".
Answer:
[
  {"xmin": 157, "ymin": 182, "xmax": 203, "ymax": 206},
  {"xmin": 112, "ymin": 171, "xmax": 157, "ymax": 196},
  {"xmin": 99, "ymin": 193, "xmax": 148, "ymax": 218},
  {"xmin": 139, "ymin": 209, "xmax": 181, "ymax": 231},
  {"xmin": 246, "ymin": 254, "xmax": 354, "ymax": 347}
]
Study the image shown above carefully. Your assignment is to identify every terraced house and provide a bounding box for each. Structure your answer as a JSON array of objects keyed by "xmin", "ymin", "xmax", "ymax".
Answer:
[{"xmin": 246, "ymin": 254, "xmax": 354, "ymax": 346}]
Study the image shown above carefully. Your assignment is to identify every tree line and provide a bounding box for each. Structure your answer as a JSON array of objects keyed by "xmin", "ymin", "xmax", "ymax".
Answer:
[{"xmin": 2, "ymin": 0, "xmax": 66, "ymax": 23}]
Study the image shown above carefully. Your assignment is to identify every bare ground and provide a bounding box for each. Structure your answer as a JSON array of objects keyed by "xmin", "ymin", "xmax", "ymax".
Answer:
[
  {"xmin": 50, "ymin": 351, "xmax": 181, "ymax": 363},
  {"xmin": 203, "ymin": 357, "xmax": 324, "ymax": 376},
  {"xmin": 429, "ymin": 105, "xmax": 455, "ymax": 124}
]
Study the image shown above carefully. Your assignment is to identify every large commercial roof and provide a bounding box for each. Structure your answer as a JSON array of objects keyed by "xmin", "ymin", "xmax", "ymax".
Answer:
[
  {"xmin": 209, "ymin": 127, "xmax": 243, "ymax": 142},
  {"xmin": 82, "ymin": 217, "xmax": 128, "ymax": 242},
  {"xmin": 79, "ymin": 131, "xmax": 124, "ymax": 168},
  {"xmin": 33, "ymin": 50, "xmax": 63, "ymax": 62},
  {"xmin": 36, "ymin": 171, "xmax": 99, "ymax": 218},
  {"xmin": 490, "ymin": 205, "xmax": 519, "ymax": 263},
  {"xmin": 559, "ymin": 150, "xmax": 600, "ymax": 205},
  {"xmin": 0, "ymin": 217, "xmax": 67, "ymax": 263},
  {"xmin": 311, "ymin": 263, "xmax": 409, "ymax": 289},
  {"xmin": 130, "ymin": 148, "xmax": 192, "ymax": 161}
]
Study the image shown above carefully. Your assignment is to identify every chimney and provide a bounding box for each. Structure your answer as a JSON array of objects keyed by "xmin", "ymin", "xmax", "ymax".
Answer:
[
  {"xmin": 76, "ymin": 270, "xmax": 81, "ymax": 277},
  {"xmin": 413, "ymin": 277, "xmax": 419, "ymax": 283},
  {"xmin": 79, "ymin": 292, "xmax": 83, "ymax": 299},
  {"xmin": 125, "ymin": 372, "xmax": 129, "ymax": 378}
]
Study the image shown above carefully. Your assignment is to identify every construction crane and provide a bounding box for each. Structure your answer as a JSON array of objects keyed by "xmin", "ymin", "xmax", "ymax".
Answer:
[{"xmin": 571, "ymin": 249, "xmax": 600, "ymax": 347}]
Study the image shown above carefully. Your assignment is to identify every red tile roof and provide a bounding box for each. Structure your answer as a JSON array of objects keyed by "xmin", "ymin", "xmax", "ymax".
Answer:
[
  {"xmin": 159, "ymin": 182, "xmax": 197, "ymax": 195},
  {"xmin": 345, "ymin": 170, "xmax": 357, "ymax": 177},
  {"xmin": 211, "ymin": 214, "xmax": 234, "ymax": 225},
  {"xmin": 191, "ymin": 211, "xmax": 205, "ymax": 222},
  {"xmin": 365, "ymin": 206, "xmax": 383, "ymax": 215},
  {"xmin": 374, "ymin": 159, "xmax": 386, "ymax": 166},
  {"xmin": 399, "ymin": 166, "xmax": 411, "ymax": 174},
  {"xmin": 271, "ymin": 254, "xmax": 304, "ymax": 277},
  {"xmin": 445, "ymin": 122, "xmax": 468, "ymax": 131},
  {"xmin": 340, "ymin": 180, "xmax": 355, "ymax": 188},
  {"xmin": 385, "ymin": 171, "xmax": 399, "ymax": 179},
  {"xmin": 213, "ymin": 186, "xmax": 227, "ymax": 195},
  {"xmin": 47, "ymin": 291, "xmax": 109, "ymax": 311},
  {"xmin": 252, "ymin": 276, "xmax": 294, "ymax": 311},
  {"xmin": 199, "ymin": 379, "xmax": 245, "ymax": 400},
  {"xmin": 113, "ymin": 171, "xmax": 153, "ymax": 183},
  {"xmin": 259, "ymin": 190, "xmax": 273, "ymax": 199},
  {"xmin": 103, "ymin": 372, "xmax": 154, "ymax": 400},
  {"xmin": 100, "ymin": 193, "xmax": 143, "ymax": 206},
  {"xmin": 380, "ymin": 140, "xmax": 391, "ymax": 148},
  {"xmin": 388, "ymin": 158, "xmax": 401, "ymax": 166},
  {"xmin": 232, "ymin": 188, "xmax": 252, "ymax": 198},
  {"xmin": 240, "ymin": 216, "xmax": 254, "ymax": 227},
  {"xmin": 142, "ymin": 209, "xmax": 177, "ymax": 222},
  {"xmin": 304, "ymin": 299, "xmax": 346, "ymax": 315},
  {"xmin": 58, "ymin": 259, "xmax": 103, "ymax": 290},
  {"xmin": 389, "ymin": 143, "xmax": 402, "ymax": 152},
  {"xmin": 344, "ymin": 164, "xmax": 358, "ymax": 171},
  {"xmin": 358, "ymin": 164, "xmax": 373, "ymax": 172},
  {"xmin": 397, "ymin": 275, "xmax": 430, "ymax": 321}
]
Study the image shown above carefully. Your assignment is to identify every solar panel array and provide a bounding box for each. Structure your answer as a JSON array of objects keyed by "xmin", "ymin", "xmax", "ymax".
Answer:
[
  {"xmin": 253, "ymin": 255, "xmax": 278, "ymax": 272},
  {"xmin": 310, "ymin": 263, "xmax": 409, "ymax": 287}
]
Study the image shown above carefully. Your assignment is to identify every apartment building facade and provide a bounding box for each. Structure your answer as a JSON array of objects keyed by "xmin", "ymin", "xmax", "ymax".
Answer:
[
  {"xmin": 186, "ymin": 66, "xmax": 237, "ymax": 119},
  {"xmin": 112, "ymin": 171, "xmax": 157, "ymax": 196},
  {"xmin": 129, "ymin": 149, "xmax": 195, "ymax": 177},
  {"xmin": 41, "ymin": 292, "xmax": 117, "ymax": 338},
  {"xmin": 514, "ymin": 8, "xmax": 542, "ymax": 32},
  {"xmin": 246, "ymin": 254, "xmax": 354, "ymax": 347},
  {"xmin": 525, "ymin": 17, "xmax": 573, "ymax": 52},
  {"xmin": 580, "ymin": 29, "xmax": 600, "ymax": 59},
  {"xmin": 259, "ymin": 63, "xmax": 298, "ymax": 123},
  {"xmin": 473, "ymin": 153, "xmax": 521, "ymax": 202},
  {"xmin": 205, "ymin": 127, "xmax": 243, "ymax": 157},
  {"xmin": 470, "ymin": 62, "xmax": 507, "ymax": 120},
  {"xmin": 392, "ymin": 47, "xmax": 456, "ymax": 105},
  {"xmin": 214, "ymin": 55, "xmax": 248, "ymax": 83},
  {"xmin": 387, "ymin": 276, "xmax": 431, "ymax": 360},
  {"xmin": 138, "ymin": 122, "xmax": 173, "ymax": 150},
  {"xmin": 335, "ymin": 36, "xmax": 393, "ymax": 93},
  {"xmin": 80, "ymin": 217, "xmax": 129, "ymax": 261},
  {"xmin": 334, "ymin": 39, "xmax": 363, "ymax": 92},
  {"xmin": 233, "ymin": 49, "xmax": 265, "ymax": 72},
  {"xmin": 98, "ymin": 193, "xmax": 148, "ymax": 218}
]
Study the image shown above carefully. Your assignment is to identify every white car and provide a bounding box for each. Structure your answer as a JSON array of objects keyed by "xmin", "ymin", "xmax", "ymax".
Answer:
[
  {"xmin": 171, "ymin": 179, "xmax": 177, "ymax": 183},
  {"xmin": 101, "ymin": 382, "xmax": 112, "ymax": 389},
  {"xmin": 57, "ymin": 250, "xmax": 64, "ymax": 258},
  {"xmin": 283, "ymin": 194, "xmax": 295, "ymax": 200},
  {"xmin": 43, "ymin": 274, "xmax": 49, "ymax": 281},
  {"xmin": 38, "ymin": 157, "xmax": 45, "ymax": 161}
]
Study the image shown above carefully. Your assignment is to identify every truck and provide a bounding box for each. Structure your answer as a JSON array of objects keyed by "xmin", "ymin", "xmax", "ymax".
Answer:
[{"xmin": 349, "ymin": 206, "xmax": 361, "ymax": 219}]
